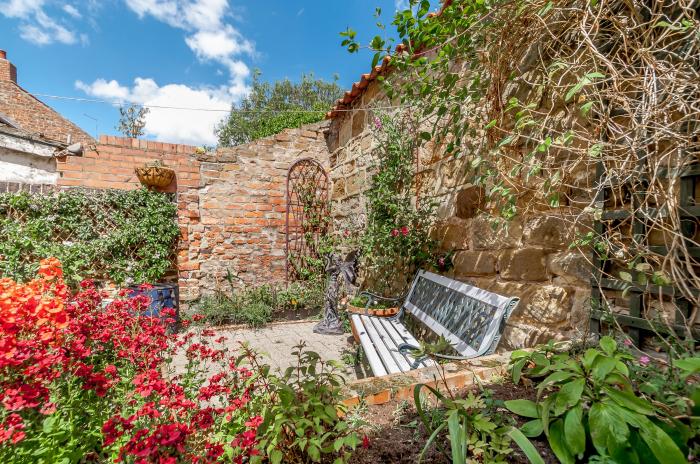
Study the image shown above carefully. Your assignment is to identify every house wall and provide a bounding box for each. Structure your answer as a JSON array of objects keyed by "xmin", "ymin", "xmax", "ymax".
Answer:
[
  {"xmin": 326, "ymin": 79, "xmax": 593, "ymax": 350},
  {"xmin": 0, "ymin": 147, "xmax": 58, "ymax": 185}
]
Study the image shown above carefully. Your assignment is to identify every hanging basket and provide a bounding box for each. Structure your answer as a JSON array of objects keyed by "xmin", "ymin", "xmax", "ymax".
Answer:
[{"xmin": 135, "ymin": 164, "xmax": 176, "ymax": 188}]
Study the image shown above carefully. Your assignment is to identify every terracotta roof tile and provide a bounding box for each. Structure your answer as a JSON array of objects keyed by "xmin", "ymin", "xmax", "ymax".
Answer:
[{"xmin": 326, "ymin": 1, "xmax": 451, "ymax": 120}]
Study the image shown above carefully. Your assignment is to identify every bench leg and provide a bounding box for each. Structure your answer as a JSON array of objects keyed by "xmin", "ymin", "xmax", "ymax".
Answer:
[{"xmin": 350, "ymin": 319, "xmax": 360, "ymax": 344}]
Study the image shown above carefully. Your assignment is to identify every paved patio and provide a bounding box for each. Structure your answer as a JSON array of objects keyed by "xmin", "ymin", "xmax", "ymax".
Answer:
[{"xmin": 171, "ymin": 320, "xmax": 370, "ymax": 381}]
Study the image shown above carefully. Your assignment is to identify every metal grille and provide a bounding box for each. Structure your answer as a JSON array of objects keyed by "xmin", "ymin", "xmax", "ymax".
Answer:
[
  {"xmin": 285, "ymin": 158, "xmax": 330, "ymax": 281},
  {"xmin": 408, "ymin": 276, "xmax": 498, "ymax": 350}
]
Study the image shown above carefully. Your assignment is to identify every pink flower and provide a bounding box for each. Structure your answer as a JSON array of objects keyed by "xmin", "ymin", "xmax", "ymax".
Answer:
[
  {"xmin": 373, "ymin": 117, "xmax": 382, "ymax": 130},
  {"xmin": 438, "ymin": 257, "xmax": 445, "ymax": 266},
  {"xmin": 639, "ymin": 355, "xmax": 651, "ymax": 366},
  {"xmin": 623, "ymin": 339, "xmax": 632, "ymax": 347},
  {"xmin": 391, "ymin": 229, "xmax": 399, "ymax": 237},
  {"xmin": 401, "ymin": 226, "xmax": 409, "ymax": 236}
]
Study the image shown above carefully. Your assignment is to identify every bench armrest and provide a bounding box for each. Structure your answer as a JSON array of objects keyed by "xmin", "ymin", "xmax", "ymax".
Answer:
[{"xmin": 358, "ymin": 291, "xmax": 403, "ymax": 306}]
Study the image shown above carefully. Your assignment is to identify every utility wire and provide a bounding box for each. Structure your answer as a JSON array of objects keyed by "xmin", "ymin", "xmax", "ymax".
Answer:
[{"xmin": 32, "ymin": 93, "xmax": 415, "ymax": 114}]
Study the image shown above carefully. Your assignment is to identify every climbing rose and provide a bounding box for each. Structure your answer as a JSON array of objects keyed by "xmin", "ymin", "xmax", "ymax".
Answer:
[
  {"xmin": 391, "ymin": 229, "xmax": 399, "ymax": 237},
  {"xmin": 401, "ymin": 226, "xmax": 410, "ymax": 236}
]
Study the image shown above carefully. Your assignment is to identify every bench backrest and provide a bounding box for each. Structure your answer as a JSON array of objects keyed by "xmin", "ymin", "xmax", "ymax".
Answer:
[{"xmin": 403, "ymin": 270, "xmax": 519, "ymax": 358}]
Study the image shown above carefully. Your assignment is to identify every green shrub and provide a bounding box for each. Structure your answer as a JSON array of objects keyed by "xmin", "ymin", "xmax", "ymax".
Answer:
[
  {"xmin": 191, "ymin": 277, "xmax": 325, "ymax": 327},
  {"xmin": 0, "ymin": 188, "xmax": 178, "ymax": 286},
  {"xmin": 252, "ymin": 343, "xmax": 359, "ymax": 464},
  {"xmin": 506, "ymin": 338, "xmax": 696, "ymax": 463}
]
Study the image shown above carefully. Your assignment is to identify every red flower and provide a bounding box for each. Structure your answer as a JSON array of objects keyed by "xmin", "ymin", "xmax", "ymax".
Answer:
[
  {"xmin": 391, "ymin": 229, "xmax": 399, "ymax": 237},
  {"xmin": 401, "ymin": 226, "xmax": 409, "ymax": 236}
]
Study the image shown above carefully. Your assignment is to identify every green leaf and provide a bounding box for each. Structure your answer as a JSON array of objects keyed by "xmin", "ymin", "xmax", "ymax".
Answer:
[
  {"xmin": 592, "ymin": 356, "xmax": 618, "ymax": 381},
  {"xmin": 521, "ymin": 419, "xmax": 544, "ymax": 437},
  {"xmin": 307, "ymin": 444, "xmax": 321, "ymax": 462},
  {"xmin": 599, "ymin": 336, "xmax": 617, "ymax": 354},
  {"xmin": 674, "ymin": 357, "xmax": 700, "ymax": 375},
  {"xmin": 447, "ymin": 412, "xmax": 466, "ymax": 464},
  {"xmin": 554, "ymin": 378, "xmax": 585, "ymax": 416},
  {"xmin": 538, "ymin": 371, "xmax": 576, "ymax": 392},
  {"xmin": 589, "ymin": 402, "xmax": 629, "ymax": 454},
  {"xmin": 507, "ymin": 427, "xmax": 545, "ymax": 464},
  {"xmin": 270, "ymin": 449, "xmax": 283, "ymax": 464},
  {"xmin": 511, "ymin": 358, "xmax": 526, "ymax": 384},
  {"xmin": 564, "ymin": 405, "xmax": 586, "ymax": 458},
  {"xmin": 638, "ymin": 418, "xmax": 687, "ymax": 464},
  {"xmin": 604, "ymin": 387, "xmax": 654, "ymax": 416},
  {"xmin": 547, "ymin": 419, "xmax": 575, "ymax": 464},
  {"xmin": 505, "ymin": 399, "xmax": 540, "ymax": 418},
  {"xmin": 619, "ymin": 271, "xmax": 633, "ymax": 283}
]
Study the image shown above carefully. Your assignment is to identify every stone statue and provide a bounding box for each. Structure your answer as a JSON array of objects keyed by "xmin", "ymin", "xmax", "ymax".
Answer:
[{"xmin": 313, "ymin": 251, "xmax": 358, "ymax": 335}]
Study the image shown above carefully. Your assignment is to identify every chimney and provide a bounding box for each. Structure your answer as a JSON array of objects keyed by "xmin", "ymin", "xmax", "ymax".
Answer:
[{"xmin": 0, "ymin": 50, "xmax": 17, "ymax": 83}]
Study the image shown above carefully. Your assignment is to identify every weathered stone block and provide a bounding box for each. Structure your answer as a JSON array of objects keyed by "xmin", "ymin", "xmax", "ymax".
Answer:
[
  {"xmin": 332, "ymin": 178, "xmax": 346, "ymax": 199},
  {"xmin": 453, "ymin": 251, "xmax": 496, "ymax": 276},
  {"xmin": 498, "ymin": 248, "xmax": 547, "ymax": 281},
  {"xmin": 455, "ymin": 185, "xmax": 485, "ymax": 219},
  {"xmin": 547, "ymin": 251, "xmax": 591, "ymax": 285},
  {"xmin": 433, "ymin": 218, "xmax": 470, "ymax": 250},
  {"xmin": 522, "ymin": 215, "xmax": 569, "ymax": 249},
  {"xmin": 500, "ymin": 323, "xmax": 567, "ymax": 350},
  {"xmin": 522, "ymin": 285, "xmax": 572, "ymax": 324},
  {"xmin": 471, "ymin": 216, "xmax": 522, "ymax": 250}
]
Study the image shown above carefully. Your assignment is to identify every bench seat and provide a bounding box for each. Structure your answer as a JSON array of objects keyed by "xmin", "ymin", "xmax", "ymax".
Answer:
[
  {"xmin": 350, "ymin": 313, "xmax": 436, "ymax": 376},
  {"xmin": 350, "ymin": 270, "xmax": 520, "ymax": 377}
]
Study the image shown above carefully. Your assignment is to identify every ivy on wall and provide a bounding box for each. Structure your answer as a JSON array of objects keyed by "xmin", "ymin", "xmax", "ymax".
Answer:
[{"xmin": 0, "ymin": 188, "xmax": 179, "ymax": 287}]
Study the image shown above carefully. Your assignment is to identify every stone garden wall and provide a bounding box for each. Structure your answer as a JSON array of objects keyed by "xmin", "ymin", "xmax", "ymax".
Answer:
[{"xmin": 326, "ymin": 80, "xmax": 593, "ymax": 350}]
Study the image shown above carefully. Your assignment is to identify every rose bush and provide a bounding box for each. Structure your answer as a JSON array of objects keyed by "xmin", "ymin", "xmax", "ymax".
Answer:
[{"xmin": 0, "ymin": 259, "xmax": 356, "ymax": 463}]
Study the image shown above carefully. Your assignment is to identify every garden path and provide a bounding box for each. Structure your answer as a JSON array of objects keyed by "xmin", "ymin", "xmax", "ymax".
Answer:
[{"xmin": 171, "ymin": 320, "xmax": 369, "ymax": 381}]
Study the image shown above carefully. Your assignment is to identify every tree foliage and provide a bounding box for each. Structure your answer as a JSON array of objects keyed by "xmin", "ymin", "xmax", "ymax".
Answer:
[
  {"xmin": 116, "ymin": 104, "xmax": 149, "ymax": 138},
  {"xmin": 216, "ymin": 72, "xmax": 343, "ymax": 147}
]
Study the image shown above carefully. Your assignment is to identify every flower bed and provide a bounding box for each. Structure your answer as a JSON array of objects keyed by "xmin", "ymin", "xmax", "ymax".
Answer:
[{"xmin": 0, "ymin": 259, "xmax": 358, "ymax": 463}]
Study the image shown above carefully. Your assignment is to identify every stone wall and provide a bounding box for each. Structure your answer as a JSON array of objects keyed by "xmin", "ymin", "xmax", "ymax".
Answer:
[{"xmin": 326, "ymin": 79, "xmax": 592, "ymax": 350}]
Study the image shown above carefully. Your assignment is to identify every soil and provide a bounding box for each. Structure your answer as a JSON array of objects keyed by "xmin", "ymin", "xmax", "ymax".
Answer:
[{"xmin": 349, "ymin": 382, "xmax": 558, "ymax": 464}]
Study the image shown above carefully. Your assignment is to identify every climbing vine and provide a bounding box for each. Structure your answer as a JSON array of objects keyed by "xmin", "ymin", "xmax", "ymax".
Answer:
[
  {"xmin": 0, "ymin": 188, "xmax": 179, "ymax": 286},
  {"xmin": 361, "ymin": 113, "xmax": 439, "ymax": 293},
  {"xmin": 344, "ymin": 0, "xmax": 700, "ymax": 346}
]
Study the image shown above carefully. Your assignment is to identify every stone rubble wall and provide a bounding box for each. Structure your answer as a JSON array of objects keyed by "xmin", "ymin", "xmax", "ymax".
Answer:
[{"xmin": 326, "ymin": 80, "xmax": 593, "ymax": 350}]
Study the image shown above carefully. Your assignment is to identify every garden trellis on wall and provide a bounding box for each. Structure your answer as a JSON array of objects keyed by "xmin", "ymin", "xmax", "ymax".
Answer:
[
  {"xmin": 591, "ymin": 160, "xmax": 700, "ymax": 346},
  {"xmin": 285, "ymin": 158, "xmax": 330, "ymax": 282},
  {"xmin": 0, "ymin": 188, "xmax": 179, "ymax": 287}
]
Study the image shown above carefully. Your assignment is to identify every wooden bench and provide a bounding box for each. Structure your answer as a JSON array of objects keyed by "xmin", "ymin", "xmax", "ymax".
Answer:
[{"xmin": 349, "ymin": 270, "xmax": 520, "ymax": 377}]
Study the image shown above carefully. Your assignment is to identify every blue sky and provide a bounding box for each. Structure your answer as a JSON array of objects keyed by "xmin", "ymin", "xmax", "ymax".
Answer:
[{"xmin": 0, "ymin": 0, "xmax": 416, "ymax": 145}]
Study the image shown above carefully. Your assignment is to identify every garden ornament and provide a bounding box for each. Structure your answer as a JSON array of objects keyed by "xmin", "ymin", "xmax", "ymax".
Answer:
[{"xmin": 313, "ymin": 251, "xmax": 359, "ymax": 335}]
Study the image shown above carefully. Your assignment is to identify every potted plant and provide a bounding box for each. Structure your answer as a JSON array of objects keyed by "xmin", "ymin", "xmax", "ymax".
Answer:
[
  {"xmin": 135, "ymin": 160, "xmax": 176, "ymax": 189},
  {"xmin": 346, "ymin": 294, "xmax": 399, "ymax": 317}
]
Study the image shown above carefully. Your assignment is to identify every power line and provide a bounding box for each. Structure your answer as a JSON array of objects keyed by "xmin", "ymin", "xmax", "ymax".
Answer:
[{"xmin": 32, "ymin": 93, "xmax": 414, "ymax": 114}]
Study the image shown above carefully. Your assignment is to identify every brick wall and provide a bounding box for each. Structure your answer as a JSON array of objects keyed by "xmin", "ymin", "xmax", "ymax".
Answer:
[
  {"xmin": 178, "ymin": 123, "xmax": 330, "ymax": 303},
  {"xmin": 0, "ymin": 51, "xmax": 93, "ymax": 146},
  {"xmin": 326, "ymin": 78, "xmax": 593, "ymax": 350},
  {"xmin": 48, "ymin": 125, "xmax": 330, "ymax": 307}
]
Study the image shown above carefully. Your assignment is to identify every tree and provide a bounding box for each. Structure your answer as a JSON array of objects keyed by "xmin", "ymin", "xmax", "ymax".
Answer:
[
  {"xmin": 116, "ymin": 104, "xmax": 149, "ymax": 138},
  {"xmin": 216, "ymin": 72, "xmax": 344, "ymax": 147}
]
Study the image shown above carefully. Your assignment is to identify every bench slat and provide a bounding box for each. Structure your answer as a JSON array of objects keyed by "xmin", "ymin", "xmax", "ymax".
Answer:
[
  {"xmin": 359, "ymin": 315, "xmax": 403, "ymax": 374},
  {"xmin": 378, "ymin": 317, "xmax": 435, "ymax": 369},
  {"xmin": 350, "ymin": 314, "xmax": 388, "ymax": 376},
  {"xmin": 366, "ymin": 316, "xmax": 412, "ymax": 372}
]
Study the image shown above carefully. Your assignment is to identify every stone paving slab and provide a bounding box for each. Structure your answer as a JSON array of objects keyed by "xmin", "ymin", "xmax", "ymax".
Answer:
[{"xmin": 171, "ymin": 320, "xmax": 369, "ymax": 381}]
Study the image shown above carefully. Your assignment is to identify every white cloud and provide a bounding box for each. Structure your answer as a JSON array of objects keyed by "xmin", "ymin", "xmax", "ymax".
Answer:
[
  {"xmin": 0, "ymin": 0, "xmax": 80, "ymax": 45},
  {"xmin": 124, "ymin": 0, "xmax": 253, "ymax": 87},
  {"xmin": 395, "ymin": 0, "xmax": 410, "ymax": 10},
  {"xmin": 62, "ymin": 4, "xmax": 81, "ymax": 19},
  {"xmin": 76, "ymin": 77, "xmax": 235, "ymax": 146}
]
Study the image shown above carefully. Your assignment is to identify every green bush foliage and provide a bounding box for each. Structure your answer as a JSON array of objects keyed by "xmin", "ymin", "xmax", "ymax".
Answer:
[
  {"xmin": 506, "ymin": 338, "xmax": 699, "ymax": 463},
  {"xmin": 0, "ymin": 189, "xmax": 178, "ymax": 286},
  {"xmin": 217, "ymin": 72, "xmax": 344, "ymax": 147},
  {"xmin": 252, "ymin": 343, "xmax": 359, "ymax": 464},
  {"xmin": 192, "ymin": 275, "xmax": 325, "ymax": 327}
]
